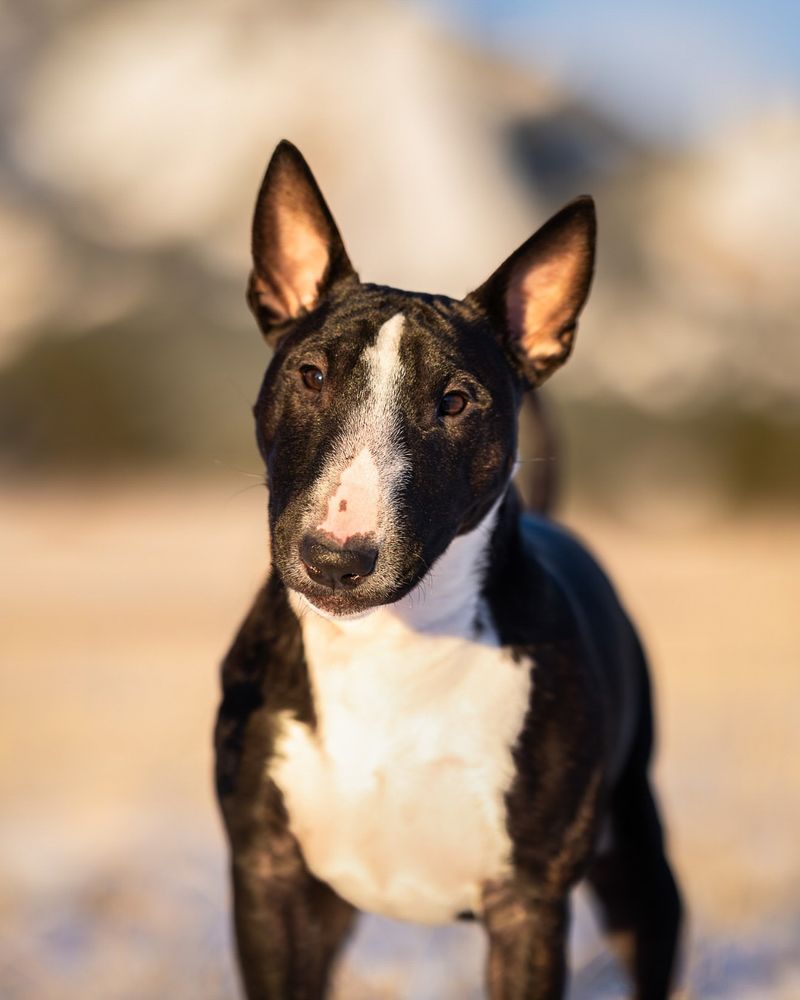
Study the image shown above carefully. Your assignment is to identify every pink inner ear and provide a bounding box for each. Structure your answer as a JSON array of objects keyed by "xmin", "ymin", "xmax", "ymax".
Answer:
[
  {"xmin": 269, "ymin": 198, "xmax": 330, "ymax": 317},
  {"xmin": 507, "ymin": 257, "xmax": 575, "ymax": 361}
]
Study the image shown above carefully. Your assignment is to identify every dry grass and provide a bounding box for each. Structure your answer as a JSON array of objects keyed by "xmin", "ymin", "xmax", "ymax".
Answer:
[{"xmin": 2, "ymin": 480, "xmax": 799, "ymax": 998}]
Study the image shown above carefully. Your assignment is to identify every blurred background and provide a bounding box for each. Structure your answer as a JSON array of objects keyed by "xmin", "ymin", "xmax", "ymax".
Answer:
[{"xmin": 1, "ymin": 0, "xmax": 798, "ymax": 997}]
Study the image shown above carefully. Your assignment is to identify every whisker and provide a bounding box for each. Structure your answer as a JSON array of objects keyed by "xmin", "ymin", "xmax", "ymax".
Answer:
[
  {"xmin": 213, "ymin": 458, "xmax": 265, "ymax": 479},
  {"xmin": 225, "ymin": 481, "xmax": 267, "ymax": 504}
]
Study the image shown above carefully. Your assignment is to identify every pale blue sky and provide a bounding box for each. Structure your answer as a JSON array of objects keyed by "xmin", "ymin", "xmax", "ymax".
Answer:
[{"xmin": 414, "ymin": 0, "xmax": 800, "ymax": 144}]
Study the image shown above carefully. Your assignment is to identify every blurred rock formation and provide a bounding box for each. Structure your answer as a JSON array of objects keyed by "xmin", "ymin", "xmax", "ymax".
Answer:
[{"xmin": 1, "ymin": 0, "xmax": 797, "ymax": 508}]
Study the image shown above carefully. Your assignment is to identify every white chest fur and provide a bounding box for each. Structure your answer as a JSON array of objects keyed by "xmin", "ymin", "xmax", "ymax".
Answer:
[{"xmin": 270, "ymin": 588, "xmax": 533, "ymax": 924}]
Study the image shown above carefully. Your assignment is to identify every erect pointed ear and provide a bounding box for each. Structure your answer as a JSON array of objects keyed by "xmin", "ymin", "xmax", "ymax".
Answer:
[
  {"xmin": 467, "ymin": 196, "xmax": 596, "ymax": 386},
  {"xmin": 247, "ymin": 140, "xmax": 358, "ymax": 345}
]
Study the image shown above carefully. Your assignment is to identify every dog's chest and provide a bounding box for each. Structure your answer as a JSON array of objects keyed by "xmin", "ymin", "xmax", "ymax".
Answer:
[{"xmin": 269, "ymin": 613, "xmax": 532, "ymax": 924}]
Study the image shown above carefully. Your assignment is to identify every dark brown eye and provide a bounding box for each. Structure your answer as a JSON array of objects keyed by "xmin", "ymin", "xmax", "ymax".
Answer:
[
  {"xmin": 300, "ymin": 364, "xmax": 325, "ymax": 391},
  {"xmin": 439, "ymin": 391, "xmax": 468, "ymax": 417}
]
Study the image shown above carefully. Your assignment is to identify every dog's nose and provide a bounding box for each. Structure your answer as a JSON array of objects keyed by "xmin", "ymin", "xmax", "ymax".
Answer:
[{"xmin": 300, "ymin": 535, "xmax": 378, "ymax": 590}]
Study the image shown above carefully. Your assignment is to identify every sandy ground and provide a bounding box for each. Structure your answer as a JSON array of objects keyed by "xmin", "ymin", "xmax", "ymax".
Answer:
[{"xmin": 2, "ymin": 479, "xmax": 799, "ymax": 999}]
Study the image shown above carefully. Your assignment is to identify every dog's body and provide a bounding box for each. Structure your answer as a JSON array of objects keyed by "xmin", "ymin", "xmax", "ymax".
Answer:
[{"xmin": 215, "ymin": 142, "xmax": 682, "ymax": 999}]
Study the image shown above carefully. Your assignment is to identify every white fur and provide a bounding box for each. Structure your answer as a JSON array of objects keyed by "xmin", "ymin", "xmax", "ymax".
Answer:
[
  {"xmin": 370, "ymin": 310, "xmax": 405, "ymax": 397},
  {"xmin": 308, "ymin": 313, "xmax": 408, "ymax": 554},
  {"xmin": 271, "ymin": 501, "xmax": 533, "ymax": 924}
]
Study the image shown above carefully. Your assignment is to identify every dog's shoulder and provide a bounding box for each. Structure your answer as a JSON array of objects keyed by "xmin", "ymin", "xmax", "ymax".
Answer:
[
  {"xmin": 486, "ymin": 499, "xmax": 639, "ymax": 665},
  {"xmin": 520, "ymin": 515, "xmax": 629, "ymax": 637},
  {"xmin": 214, "ymin": 573, "xmax": 311, "ymax": 803}
]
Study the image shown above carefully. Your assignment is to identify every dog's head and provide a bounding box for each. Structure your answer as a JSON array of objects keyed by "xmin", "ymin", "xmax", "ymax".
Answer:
[{"xmin": 248, "ymin": 141, "xmax": 595, "ymax": 618}]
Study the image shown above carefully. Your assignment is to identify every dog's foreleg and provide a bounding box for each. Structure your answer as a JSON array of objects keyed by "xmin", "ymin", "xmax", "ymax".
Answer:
[
  {"xmin": 482, "ymin": 881, "xmax": 569, "ymax": 1000},
  {"xmin": 231, "ymin": 844, "xmax": 355, "ymax": 1000}
]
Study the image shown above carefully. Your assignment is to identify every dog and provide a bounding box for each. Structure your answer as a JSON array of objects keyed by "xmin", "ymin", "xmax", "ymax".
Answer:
[{"xmin": 214, "ymin": 140, "xmax": 683, "ymax": 999}]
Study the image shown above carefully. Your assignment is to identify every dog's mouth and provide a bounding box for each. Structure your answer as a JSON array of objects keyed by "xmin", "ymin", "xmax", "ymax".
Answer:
[
  {"xmin": 292, "ymin": 588, "xmax": 380, "ymax": 621},
  {"xmin": 273, "ymin": 529, "xmax": 399, "ymax": 618},
  {"xmin": 282, "ymin": 551, "xmax": 416, "ymax": 619},
  {"xmin": 288, "ymin": 573, "xmax": 401, "ymax": 618},
  {"xmin": 271, "ymin": 516, "xmax": 431, "ymax": 620}
]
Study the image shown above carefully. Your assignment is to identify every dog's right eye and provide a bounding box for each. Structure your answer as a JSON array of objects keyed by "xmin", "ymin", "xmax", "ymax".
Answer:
[
  {"xmin": 439, "ymin": 391, "xmax": 469, "ymax": 417},
  {"xmin": 300, "ymin": 365, "xmax": 325, "ymax": 391}
]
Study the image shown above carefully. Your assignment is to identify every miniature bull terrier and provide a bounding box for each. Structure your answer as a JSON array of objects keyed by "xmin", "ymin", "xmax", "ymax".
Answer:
[{"xmin": 215, "ymin": 140, "xmax": 682, "ymax": 999}]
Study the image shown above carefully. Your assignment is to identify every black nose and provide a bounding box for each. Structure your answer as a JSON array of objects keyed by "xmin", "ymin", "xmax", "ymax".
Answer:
[{"xmin": 299, "ymin": 535, "xmax": 378, "ymax": 590}]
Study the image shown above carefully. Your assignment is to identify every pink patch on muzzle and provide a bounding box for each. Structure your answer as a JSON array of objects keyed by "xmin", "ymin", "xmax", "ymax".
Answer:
[{"xmin": 318, "ymin": 447, "xmax": 381, "ymax": 544}]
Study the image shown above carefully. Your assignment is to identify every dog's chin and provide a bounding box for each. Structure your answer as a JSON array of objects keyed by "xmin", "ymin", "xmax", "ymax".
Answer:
[
  {"xmin": 278, "ymin": 558, "xmax": 426, "ymax": 622},
  {"xmin": 283, "ymin": 574, "xmax": 407, "ymax": 621},
  {"xmin": 289, "ymin": 584, "xmax": 404, "ymax": 622},
  {"xmin": 291, "ymin": 590, "xmax": 379, "ymax": 622}
]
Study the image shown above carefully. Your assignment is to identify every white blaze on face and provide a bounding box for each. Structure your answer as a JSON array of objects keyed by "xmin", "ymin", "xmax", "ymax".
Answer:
[{"xmin": 313, "ymin": 313, "xmax": 407, "ymax": 548}]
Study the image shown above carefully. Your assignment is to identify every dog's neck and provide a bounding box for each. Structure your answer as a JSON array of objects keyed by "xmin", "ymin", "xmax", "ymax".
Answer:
[{"xmin": 290, "ymin": 491, "xmax": 507, "ymax": 641}]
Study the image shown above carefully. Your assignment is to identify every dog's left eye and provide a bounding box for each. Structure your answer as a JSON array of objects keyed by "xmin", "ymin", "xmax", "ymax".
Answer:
[
  {"xmin": 439, "ymin": 391, "xmax": 468, "ymax": 417},
  {"xmin": 300, "ymin": 365, "xmax": 325, "ymax": 391}
]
